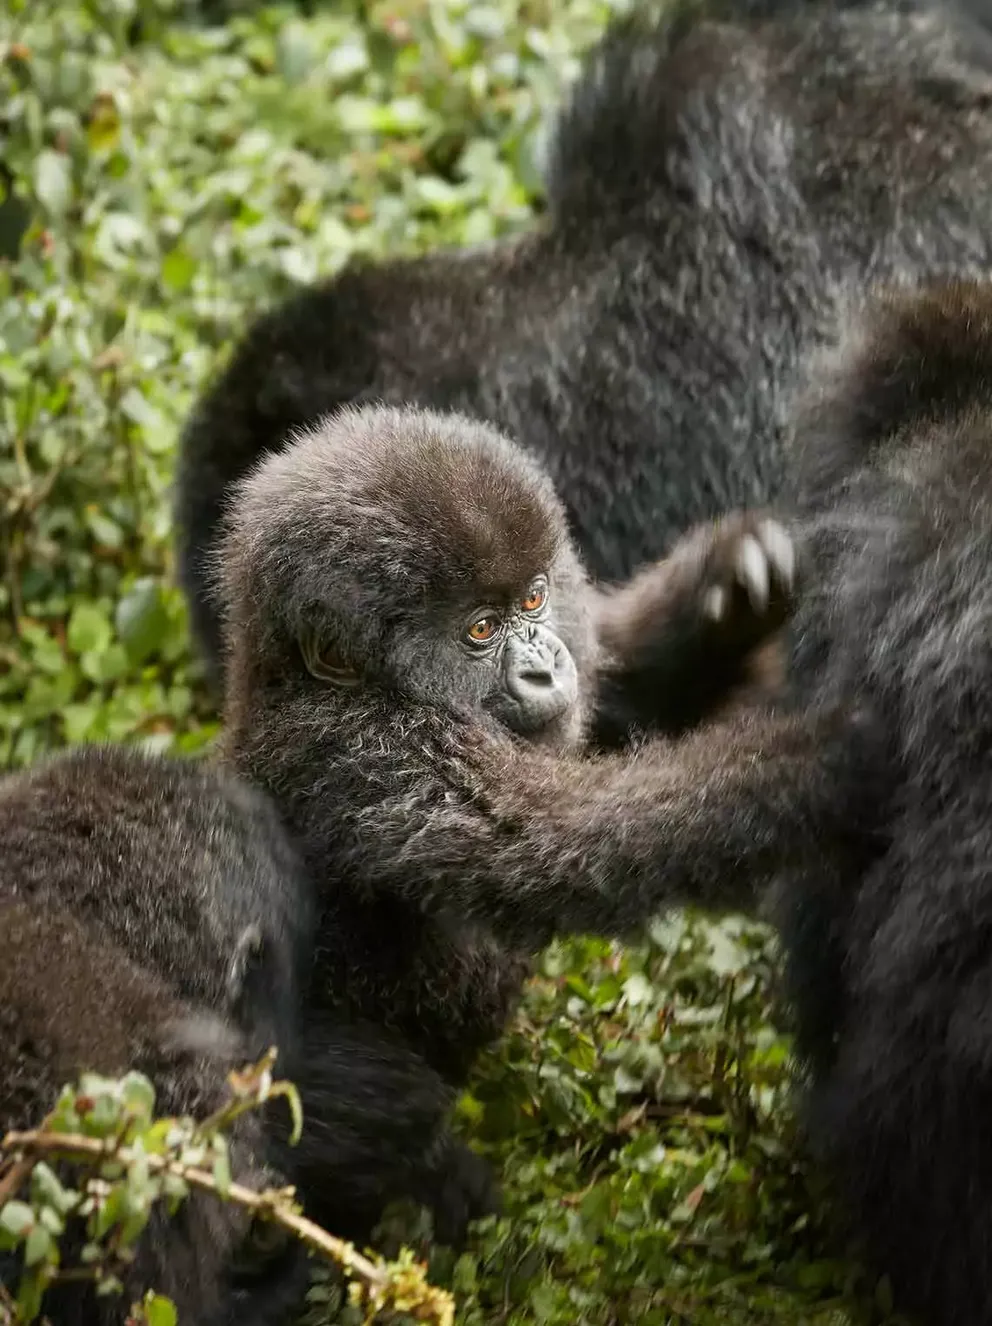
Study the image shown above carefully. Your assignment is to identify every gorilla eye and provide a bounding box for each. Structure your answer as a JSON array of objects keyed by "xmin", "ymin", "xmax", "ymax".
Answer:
[
  {"xmin": 246, "ymin": 1218, "xmax": 290, "ymax": 1260},
  {"xmin": 466, "ymin": 614, "xmax": 501, "ymax": 646},
  {"xmin": 520, "ymin": 580, "xmax": 548, "ymax": 614},
  {"xmin": 231, "ymin": 1215, "xmax": 293, "ymax": 1280}
]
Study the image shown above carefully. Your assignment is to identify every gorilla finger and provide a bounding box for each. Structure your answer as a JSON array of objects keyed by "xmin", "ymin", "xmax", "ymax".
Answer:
[
  {"xmin": 702, "ymin": 583, "xmax": 729, "ymax": 623},
  {"xmin": 756, "ymin": 518, "xmax": 796, "ymax": 594},
  {"xmin": 734, "ymin": 534, "xmax": 771, "ymax": 613}
]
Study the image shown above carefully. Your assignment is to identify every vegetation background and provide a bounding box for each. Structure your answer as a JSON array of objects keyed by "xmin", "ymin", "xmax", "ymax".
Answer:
[{"xmin": 0, "ymin": 0, "xmax": 887, "ymax": 1321}]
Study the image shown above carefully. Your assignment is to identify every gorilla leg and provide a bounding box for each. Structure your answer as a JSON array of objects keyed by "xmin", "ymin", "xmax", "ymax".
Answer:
[{"xmin": 282, "ymin": 1017, "xmax": 498, "ymax": 1251}]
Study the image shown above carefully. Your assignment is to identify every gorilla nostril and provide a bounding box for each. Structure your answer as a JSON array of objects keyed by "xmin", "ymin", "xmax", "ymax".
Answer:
[{"xmin": 519, "ymin": 668, "xmax": 555, "ymax": 688}]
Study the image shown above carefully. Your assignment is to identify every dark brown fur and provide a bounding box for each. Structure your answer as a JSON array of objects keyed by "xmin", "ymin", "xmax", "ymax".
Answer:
[
  {"xmin": 176, "ymin": 0, "xmax": 992, "ymax": 709},
  {"xmin": 0, "ymin": 746, "xmax": 314, "ymax": 1326},
  {"xmin": 662, "ymin": 279, "xmax": 992, "ymax": 1325}
]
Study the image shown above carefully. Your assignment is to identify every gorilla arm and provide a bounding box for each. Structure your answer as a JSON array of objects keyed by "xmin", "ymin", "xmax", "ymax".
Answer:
[{"xmin": 330, "ymin": 706, "xmax": 843, "ymax": 951}]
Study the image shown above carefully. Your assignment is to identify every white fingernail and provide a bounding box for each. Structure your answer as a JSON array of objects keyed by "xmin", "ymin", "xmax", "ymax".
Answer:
[
  {"xmin": 736, "ymin": 535, "xmax": 769, "ymax": 612},
  {"xmin": 703, "ymin": 585, "xmax": 727, "ymax": 621},
  {"xmin": 759, "ymin": 519, "xmax": 795, "ymax": 589}
]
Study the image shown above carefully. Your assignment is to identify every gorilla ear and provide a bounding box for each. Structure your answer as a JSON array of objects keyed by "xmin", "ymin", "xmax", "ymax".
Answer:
[{"xmin": 299, "ymin": 624, "xmax": 362, "ymax": 688}]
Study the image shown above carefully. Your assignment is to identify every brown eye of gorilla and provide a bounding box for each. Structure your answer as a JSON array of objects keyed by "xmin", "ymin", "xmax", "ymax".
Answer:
[
  {"xmin": 520, "ymin": 581, "xmax": 548, "ymax": 614},
  {"xmin": 231, "ymin": 1215, "xmax": 294, "ymax": 1280},
  {"xmin": 466, "ymin": 614, "xmax": 500, "ymax": 646}
]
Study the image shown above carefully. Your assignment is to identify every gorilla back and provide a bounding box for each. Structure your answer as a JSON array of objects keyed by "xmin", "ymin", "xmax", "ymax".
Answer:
[
  {"xmin": 0, "ymin": 745, "xmax": 314, "ymax": 1326},
  {"xmin": 176, "ymin": 0, "xmax": 992, "ymax": 684},
  {"xmin": 764, "ymin": 281, "xmax": 992, "ymax": 1325}
]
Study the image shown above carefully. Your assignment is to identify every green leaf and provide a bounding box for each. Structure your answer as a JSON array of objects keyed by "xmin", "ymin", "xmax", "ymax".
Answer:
[
  {"xmin": 0, "ymin": 1201, "xmax": 35, "ymax": 1240},
  {"xmin": 161, "ymin": 248, "xmax": 197, "ymax": 293},
  {"xmin": 91, "ymin": 1187, "xmax": 125, "ymax": 1241},
  {"xmin": 141, "ymin": 1292, "xmax": 179, "ymax": 1326},
  {"xmin": 415, "ymin": 176, "xmax": 461, "ymax": 214},
  {"xmin": 140, "ymin": 1119, "xmax": 177, "ymax": 1156},
  {"xmin": 23, "ymin": 1224, "xmax": 53, "ymax": 1268},
  {"xmin": 622, "ymin": 972, "xmax": 654, "ymax": 1007},
  {"xmin": 62, "ymin": 701, "xmax": 102, "ymax": 744},
  {"xmin": 66, "ymin": 602, "xmax": 113, "ymax": 657},
  {"xmin": 34, "ymin": 150, "xmax": 72, "ymax": 216},
  {"xmin": 162, "ymin": 1173, "xmax": 190, "ymax": 1207},
  {"xmin": 84, "ymin": 508, "xmax": 126, "ymax": 549},
  {"xmin": 30, "ymin": 1163, "xmax": 77, "ymax": 1217},
  {"xmin": 15, "ymin": 1266, "xmax": 46, "ymax": 1324},
  {"xmin": 119, "ymin": 386, "xmax": 163, "ymax": 432},
  {"xmin": 19, "ymin": 623, "xmax": 66, "ymax": 677},
  {"xmin": 116, "ymin": 579, "xmax": 171, "ymax": 664},
  {"xmin": 326, "ymin": 37, "xmax": 368, "ymax": 81},
  {"xmin": 465, "ymin": 7, "xmax": 507, "ymax": 39},
  {"xmin": 80, "ymin": 642, "xmax": 129, "ymax": 683},
  {"xmin": 275, "ymin": 22, "xmax": 315, "ymax": 84},
  {"xmin": 37, "ymin": 1205, "xmax": 66, "ymax": 1237},
  {"xmin": 119, "ymin": 1071, "xmax": 157, "ymax": 1124}
]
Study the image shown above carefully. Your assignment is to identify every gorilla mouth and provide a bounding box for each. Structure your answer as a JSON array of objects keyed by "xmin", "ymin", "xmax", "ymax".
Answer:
[{"xmin": 505, "ymin": 695, "xmax": 573, "ymax": 734}]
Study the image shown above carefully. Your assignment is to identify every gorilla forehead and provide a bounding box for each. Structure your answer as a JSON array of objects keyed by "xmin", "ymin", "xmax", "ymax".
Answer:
[{"xmin": 236, "ymin": 404, "xmax": 566, "ymax": 603}]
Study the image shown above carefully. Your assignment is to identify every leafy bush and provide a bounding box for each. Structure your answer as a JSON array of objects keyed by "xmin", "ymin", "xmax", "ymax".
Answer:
[
  {"xmin": 1, "ymin": 1, "xmax": 880, "ymax": 1322},
  {"xmin": 0, "ymin": 1051, "xmax": 453, "ymax": 1326}
]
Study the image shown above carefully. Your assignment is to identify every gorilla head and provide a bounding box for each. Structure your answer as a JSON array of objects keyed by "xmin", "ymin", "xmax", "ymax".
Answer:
[{"xmin": 217, "ymin": 405, "xmax": 598, "ymax": 754}]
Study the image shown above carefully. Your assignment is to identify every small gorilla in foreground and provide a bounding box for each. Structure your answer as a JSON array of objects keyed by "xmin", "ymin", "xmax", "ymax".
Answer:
[
  {"xmin": 712, "ymin": 279, "xmax": 992, "ymax": 1326},
  {"xmin": 176, "ymin": 0, "xmax": 992, "ymax": 697},
  {"xmin": 210, "ymin": 403, "xmax": 838, "ymax": 1247},
  {"xmin": 0, "ymin": 749, "xmax": 317, "ymax": 1326}
]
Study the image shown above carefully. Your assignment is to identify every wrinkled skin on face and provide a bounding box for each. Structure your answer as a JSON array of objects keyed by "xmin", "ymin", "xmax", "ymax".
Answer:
[
  {"xmin": 494, "ymin": 614, "xmax": 579, "ymax": 734},
  {"xmin": 357, "ymin": 576, "xmax": 581, "ymax": 744}
]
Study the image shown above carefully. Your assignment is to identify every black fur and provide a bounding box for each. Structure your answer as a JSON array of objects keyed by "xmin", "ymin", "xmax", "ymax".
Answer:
[
  {"xmin": 0, "ymin": 746, "xmax": 314, "ymax": 1326},
  {"xmin": 175, "ymin": 0, "xmax": 992, "ymax": 698},
  {"xmin": 211, "ymin": 403, "xmax": 840, "ymax": 1244},
  {"xmin": 730, "ymin": 279, "xmax": 992, "ymax": 1325}
]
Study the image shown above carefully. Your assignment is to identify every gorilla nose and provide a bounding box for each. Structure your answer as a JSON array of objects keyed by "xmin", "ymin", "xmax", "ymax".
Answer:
[{"xmin": 503, "ymin": 627, "xmax": 578, "ymax": 729}]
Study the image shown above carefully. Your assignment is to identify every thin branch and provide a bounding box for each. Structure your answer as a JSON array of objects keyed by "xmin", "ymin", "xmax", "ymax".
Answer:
[
  {"xmin": 0, "ymin": 1157, "xmax": 33, "ymax": 1207},
  {"xmin": 0, "ymin": 1281, "xmax": 16, "ymax": 1319},
  {"xmin": 1, "ymin": 1129, "xmax": 389, "ymax": 1292}
]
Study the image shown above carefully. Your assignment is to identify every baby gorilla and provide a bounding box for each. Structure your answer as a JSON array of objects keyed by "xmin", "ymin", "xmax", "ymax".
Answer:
[
  {"xmin": 211, "ymin": 404, "xmax": 831, "ymax": 1245},
  {"xmin": 0, "ymin": 746, "xmax": 315, "ymax": 1326}
]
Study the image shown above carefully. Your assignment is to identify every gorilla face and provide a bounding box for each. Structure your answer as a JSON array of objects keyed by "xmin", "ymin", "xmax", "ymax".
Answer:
[
  {"xmin": 462, "ymin": 579, "xmax": 579, "ymax": 735},
  {"xmin": 300, "ymin": 549, "xmax": 587, "ymax": 748}
]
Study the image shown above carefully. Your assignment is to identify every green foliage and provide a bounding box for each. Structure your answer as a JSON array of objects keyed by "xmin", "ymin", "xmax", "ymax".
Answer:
[
  {"xmin": 0, "ymin": 1067, "xmax": 212, "ymax": 1319},
  {"xmin": 0, "ymin": 0, "xmax": 889, "ymax": 1323},
  {"xmin": 0, "ymin": 1053, "xmax": 454, "ymax": 1326},
  {"xmin": 0, "ymin": 0, "xmax": 614, "ymax": 767},
  {"xmin": 425, "ymin": 918, "xmax": 868, "ymax": 1326}
]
